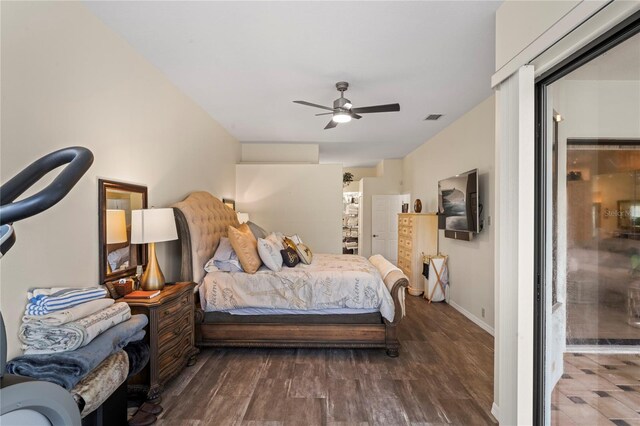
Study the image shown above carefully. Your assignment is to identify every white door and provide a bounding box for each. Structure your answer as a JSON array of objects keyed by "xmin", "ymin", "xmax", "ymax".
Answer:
[{"xmin": 371, "ymin": 195, "xmax": 402, "ymax": 264}]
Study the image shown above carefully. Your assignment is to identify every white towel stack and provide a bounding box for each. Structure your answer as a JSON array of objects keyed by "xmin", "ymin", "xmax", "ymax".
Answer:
[{"xmin": 345, "ymin": 204, "xmax": 359, "ymax": 215}]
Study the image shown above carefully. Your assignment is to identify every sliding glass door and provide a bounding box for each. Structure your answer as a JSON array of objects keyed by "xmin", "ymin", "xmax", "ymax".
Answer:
[{"xmin": 536, "ymin": 18, "xmax": 640, "ymax": 425}]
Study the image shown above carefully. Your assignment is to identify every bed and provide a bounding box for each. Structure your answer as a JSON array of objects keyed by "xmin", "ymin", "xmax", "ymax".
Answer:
[{"xmin": 171, "ymin": 192, "xmax": 408, "ymax": 356}]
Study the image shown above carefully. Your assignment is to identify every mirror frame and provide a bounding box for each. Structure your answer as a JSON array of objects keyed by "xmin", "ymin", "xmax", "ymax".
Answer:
[{"xmin": 98, "ymin": 179, "xmax": 148, "ymax": 284}]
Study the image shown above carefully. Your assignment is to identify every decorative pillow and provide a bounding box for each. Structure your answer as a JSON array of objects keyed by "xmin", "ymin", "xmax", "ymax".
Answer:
[
  {"xmin": 228, "ymin": 224, "xmax": 262, "ymax": 274},
  {"xmin": 257, "ymin": 238, "xmax": 283, "ymax": 272},
  {"xmin": 281, "ymin": 247, "xmax": 300, "ymax": 267},
  {"xmin": 107, "ymin": 246, "xmax": 130, "ymax": 271},
  {"xmin": 205, "ymin": 237, "xmax": 243, "ymax": 273},
  {"xmin": 295, "ymin": 243, "xmax": 313, "ymax": 265},
  {"xmin": 247, "ymin": 221, "xmax": 269, "ymax": 240},
  {"xmin": 266, "ymin": 233, "xmax": 284, "ymax": 250},
  {"xmin": 282, "ymin": 236, "xmax": 298, "ymax": 251},
  {"xmin": 289, "ymin": 234, "xmax": 304, "ymax": 245}
]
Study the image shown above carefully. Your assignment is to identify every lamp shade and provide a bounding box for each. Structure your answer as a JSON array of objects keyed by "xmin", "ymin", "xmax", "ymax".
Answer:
[
  {"xmin": 236, "ymin": 212, "xmax": 249, "ymax": 224},
  {"xmin": 106, "ymin": 209, "xmax": 128, "ymax": 244},
  {"xmin": 130, "ymin": 208, "xmax": 178, "ymax": 244}
]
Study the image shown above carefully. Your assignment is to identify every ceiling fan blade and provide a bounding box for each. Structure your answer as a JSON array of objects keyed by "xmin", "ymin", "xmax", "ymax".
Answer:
[
  {"xmin": 315, "ymin": 112, "xmax": 334, "ymax": 116},
  {"xmin": 350, "ymin": 113, "xmax": 362, "ymax": 119},
  {"xmin": 324, "ymin": 120, "xmax": 338, "ymax": 130},
  {"xmin": 351, "ymin": 103, "xmax": 400, "ymax": 114},
  {"xmin": 293, "ymin": 100, "xmax": 334, "ymax": 111}
]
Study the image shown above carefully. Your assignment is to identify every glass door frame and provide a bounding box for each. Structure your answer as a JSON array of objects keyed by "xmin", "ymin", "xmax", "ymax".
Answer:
[{"xmin": 533, "ymin": 13, "xmax": 640, "ymax": 425}]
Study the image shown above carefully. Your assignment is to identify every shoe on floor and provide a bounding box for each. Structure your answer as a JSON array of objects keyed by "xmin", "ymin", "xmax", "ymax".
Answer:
[
  {"xmin": 139, "ymin": 402, "xmax": 163, "ymax": 415},
  {"xmin": 128, "ymin": 410, "xmax": 156, "ymax": 426}
]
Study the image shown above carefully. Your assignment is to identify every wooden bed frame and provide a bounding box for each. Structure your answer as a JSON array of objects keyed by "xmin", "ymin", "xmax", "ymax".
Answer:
[{"xmin": 172, "ymin": 192, "xmax": 408, "ymax": 356}]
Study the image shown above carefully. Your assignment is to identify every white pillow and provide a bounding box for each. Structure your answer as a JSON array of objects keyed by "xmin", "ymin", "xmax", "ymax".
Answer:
[
  {"xmin": 257, "ymin": 238, "xmax": 283, "ymax": 272},
  {"xmin": 205, "ymin": 237, "xmax": 243, "ymax": 273},
  {"xmin": 203, "ymin": 259, "xmax": 219, "ymax": 273},
  {"xmin": 107, "ymin": 246, "xmax": 130, "ymax": 271},
  {"xmin": 266, "ymin": 233, "xmax": 284, "ymax": 250},
  {"xmin": 295, "ymin": 243, "xmax": 313, "ymax": 265},
  {"xmin": 289, "ymin": 234, "xmax": 304, "ymax": 245}
]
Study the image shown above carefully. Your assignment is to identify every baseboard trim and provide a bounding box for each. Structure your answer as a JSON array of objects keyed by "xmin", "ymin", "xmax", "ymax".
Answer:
[
  {"xmin": 491, "ymin": 402, "xmax": 499, "ymax": 422},
  {"xmin": 449, "ymin": 300, "xmax": 495, "ymax": 336}
]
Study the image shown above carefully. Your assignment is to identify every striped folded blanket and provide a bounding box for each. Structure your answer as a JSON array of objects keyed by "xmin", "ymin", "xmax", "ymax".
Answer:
[
  {"xmin": 20, "ymin": 302, "xmax": 132, "ymax": 354},
  {"xmin": 26, "ymin": 287, "xmax": 107, "ymax": 315}
]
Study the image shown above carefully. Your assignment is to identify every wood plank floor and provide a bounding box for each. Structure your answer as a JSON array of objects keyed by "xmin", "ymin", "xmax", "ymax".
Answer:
[{"xmin": 157, "ymin": 295, "xmax": 496, "ymax": 425}]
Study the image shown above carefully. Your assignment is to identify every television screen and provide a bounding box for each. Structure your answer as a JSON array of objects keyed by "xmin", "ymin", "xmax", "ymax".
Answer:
[{"xmin": 438, "ymin": 169, "xmax": 479, "ymax": 233}]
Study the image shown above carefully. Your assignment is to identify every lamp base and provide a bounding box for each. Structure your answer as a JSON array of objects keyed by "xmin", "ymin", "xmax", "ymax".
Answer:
[{"xmin": 140, "ymin": 242, "xmax": 165, "ymax": 291}]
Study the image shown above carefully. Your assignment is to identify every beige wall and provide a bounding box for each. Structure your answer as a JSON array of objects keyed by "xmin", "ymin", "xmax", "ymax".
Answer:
[
  {"xmin": 403, "ymin": 96, "xmax": 496, "ymax": 331},
  {"xmin": 554, "ymin": 79, "xmax": 640, "ymax": 236},
  {"xmin": 0, "ymin": 2, "xmax": 240, "ymax": 358},
  {"xmin": 359, "ymin": 159, "xmax": 404, "ymax": 258},
  {"xmin": 241, "ymin": 143, "xmax": 319, "ymax": 164},
  {"xmin": 342, "ymin": 166, "xmax": 377, "ymax": 192},
  {"xmin": 495, "ymin": 0, "xmax": 580, "ymax": 71},
  {"xmin": 235, "ymin": 164, "xmax": 342, "ymax": 254},
  {"xmin": 554, "ymin": 80, "xmax": 640, "ymax": 140}
]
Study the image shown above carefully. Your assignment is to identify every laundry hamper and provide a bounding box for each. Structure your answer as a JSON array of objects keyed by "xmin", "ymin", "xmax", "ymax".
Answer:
[{"xmin": 424, "ymin": 255, "xmax": 449, "ymax": 303}]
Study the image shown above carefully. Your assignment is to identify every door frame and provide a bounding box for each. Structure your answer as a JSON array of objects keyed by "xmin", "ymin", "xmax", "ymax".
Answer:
[{"xmin": 533, "ymin": 12, "xmax": 640, "ymax": 424}]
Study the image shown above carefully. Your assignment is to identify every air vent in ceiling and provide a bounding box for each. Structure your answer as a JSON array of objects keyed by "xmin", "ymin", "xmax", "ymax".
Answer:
[{"xmin": 424, "ymin": 114, "xmax": 443, "ymax": 121}]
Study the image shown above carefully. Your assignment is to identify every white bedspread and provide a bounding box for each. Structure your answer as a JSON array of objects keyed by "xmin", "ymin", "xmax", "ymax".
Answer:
[{"xmin": 200, "ymin": 254, "xmax": 396, "ymax": 321}]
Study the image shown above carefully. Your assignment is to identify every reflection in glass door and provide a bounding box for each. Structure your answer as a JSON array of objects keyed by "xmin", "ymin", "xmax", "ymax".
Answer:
[
  {"xmin": 564, "ymin": 141, "xmax": 640, "ymax": 345},
  {"xmin": 537, "ymin": 28, "xmax": 640, "ymax": 425}
]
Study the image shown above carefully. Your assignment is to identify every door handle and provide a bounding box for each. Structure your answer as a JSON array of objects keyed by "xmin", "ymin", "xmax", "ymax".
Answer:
[{"xmin": 373, "ymin": 234, "xmax": 379, "ymax": 237}]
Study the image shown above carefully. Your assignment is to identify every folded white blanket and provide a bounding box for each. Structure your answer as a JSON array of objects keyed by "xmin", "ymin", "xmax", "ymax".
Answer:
[
  {"xmin": 22, "ymin": 298, "xmax": 114, "ymax": 327},
  {"xmin": 369, "ymin": 254, "xmax": 406, "ymax": 319},
  {"xmin": 369, "ymin": 254, "xmax": 401, "ymax": 280},
  {"xmin": 345, "ymin": 205, "xmax": 359, "ymax": 215},
  {"xmin": 20, "ymin": 302, "xmax": 131, "ymax": 354}
]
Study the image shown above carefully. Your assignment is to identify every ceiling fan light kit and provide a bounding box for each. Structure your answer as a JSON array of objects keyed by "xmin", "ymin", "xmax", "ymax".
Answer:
[
  {"xmin": 293, "ymin": 81, "xmax": 400, "ymax": 129},
  {"xmin": 332, "ymin": 111, "xmax": 352, "ymax": 123}
]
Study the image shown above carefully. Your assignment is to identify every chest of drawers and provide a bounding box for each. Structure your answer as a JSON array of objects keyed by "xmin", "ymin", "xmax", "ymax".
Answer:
[{"xmin": 397, "ymin": 213, "xmax": 438, "ymax": 296}]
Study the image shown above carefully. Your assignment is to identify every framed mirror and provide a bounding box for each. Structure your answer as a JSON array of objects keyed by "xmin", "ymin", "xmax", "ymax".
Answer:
[{"xmin": 98, "ymin": 179, "xmax": 148, "ymax": 284}]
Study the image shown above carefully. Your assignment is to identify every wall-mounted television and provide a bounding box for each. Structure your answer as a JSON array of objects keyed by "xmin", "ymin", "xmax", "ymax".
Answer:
[{"xmin": 438, "ymin": 169, "xmax": 479, "ymax": 233}]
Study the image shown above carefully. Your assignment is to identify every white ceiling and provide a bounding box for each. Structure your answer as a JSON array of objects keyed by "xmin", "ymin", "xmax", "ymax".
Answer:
[{"xmin": 85, "ymin": 1, "xmax": 500, "ymax": 167}]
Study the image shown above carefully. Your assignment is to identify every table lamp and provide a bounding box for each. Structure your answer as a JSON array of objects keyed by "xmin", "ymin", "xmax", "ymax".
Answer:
[
  {"xmin": 131, "ymin": 208, "xmax": 178, "ymax": 291},
  {"xmin": 106, "ymin": 209, "xmax": 127, "ymax": 273}
]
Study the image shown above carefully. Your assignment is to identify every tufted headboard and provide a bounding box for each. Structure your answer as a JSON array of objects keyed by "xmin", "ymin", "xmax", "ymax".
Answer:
[{"xmin": 172, "ymin": 192, "xmax": 240, "ymax": 284}]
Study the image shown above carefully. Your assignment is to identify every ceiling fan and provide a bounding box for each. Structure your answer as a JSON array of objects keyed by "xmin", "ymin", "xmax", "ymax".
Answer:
[{"xmin": 293, "ymin": 81, "xmax": 400, "ymax": 129}]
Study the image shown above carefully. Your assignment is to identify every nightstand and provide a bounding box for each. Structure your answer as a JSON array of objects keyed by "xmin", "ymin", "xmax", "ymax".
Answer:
[{"xmin": 123, "ymin": 281, "xmax": 199, "ymax": 400}]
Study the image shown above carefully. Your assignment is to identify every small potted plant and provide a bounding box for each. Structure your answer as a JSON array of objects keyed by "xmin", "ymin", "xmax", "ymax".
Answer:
[{"xmin": 343, "ymin": 172, "xmax": 354, "ymax": 187}]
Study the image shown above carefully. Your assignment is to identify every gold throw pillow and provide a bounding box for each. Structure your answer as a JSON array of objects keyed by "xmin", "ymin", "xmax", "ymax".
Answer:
[
  {"xmin": 282, "ymin": 236, "xmax": 297, "ymax": 251},
  {"xmin": 228, "ymin": 223, "xmax": 262, "ymax": 274}
]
